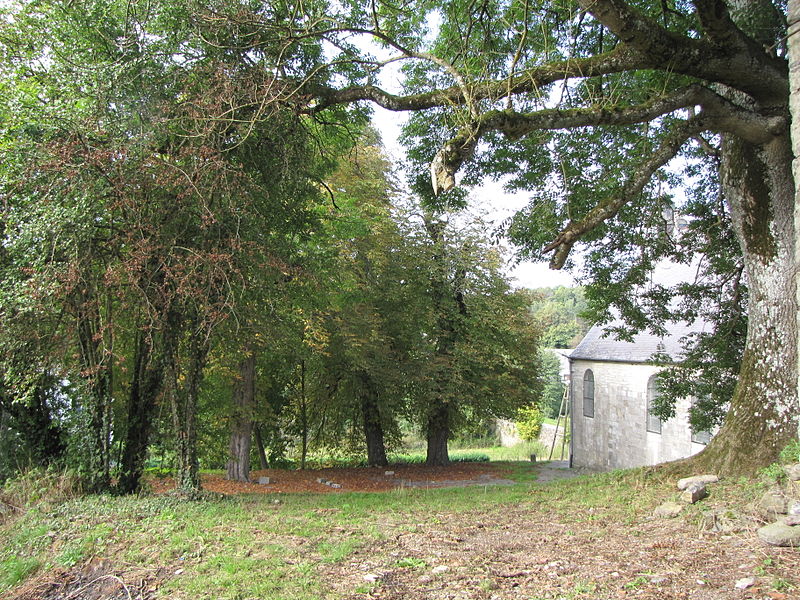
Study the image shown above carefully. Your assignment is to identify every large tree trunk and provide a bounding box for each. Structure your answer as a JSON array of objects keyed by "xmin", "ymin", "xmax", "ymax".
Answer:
[
  {"xmin": 118, "ymin": 330, "xmax": 167, "ymax": 494},
  {"xmin": 425, "ymin": 400, "xmax": 450, "ymax": 466},
  {"xmin": 359, "ymin": 372, "xmax": 388, "ymax": 467},
  {"xmin": 691, "ymin": 133, "xmax": 799, "ymax": 474},
  {"xmin": 226, "ymin": 353, "xmax": 256, "ymax": 482},
  {"xmin": 788, "ymin": 0, "xmax": 800, "ymax": 445}
]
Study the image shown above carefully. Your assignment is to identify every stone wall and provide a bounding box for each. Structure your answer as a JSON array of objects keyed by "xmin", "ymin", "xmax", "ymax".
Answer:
[{"xmin": 570, "ymin": 358, "xmax": 706, "ymax": 471}]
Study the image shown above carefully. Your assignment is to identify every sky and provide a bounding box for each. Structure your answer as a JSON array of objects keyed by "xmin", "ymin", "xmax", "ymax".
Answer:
[{"xmin": 371, "ymin": 105, "xmax": 577, "ymax": 290}]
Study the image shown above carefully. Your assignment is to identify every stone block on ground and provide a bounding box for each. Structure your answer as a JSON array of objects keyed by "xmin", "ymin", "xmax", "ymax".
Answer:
[
  {"xmin": 757, "ymin": 521, "xmax": 800, "ymax": 547},
  {"xmin": 788, "ymin": 501, "xmax": 800, "ymax": 516},
  {"xmin": 677, "ymin": 474, "xmax": 719, "ymax": 490},
  {"xmin": 784, "ymin": 463, "xmax": 800, "ymax": 481},
  {"xmin": 384, "ymin": 471, "xmax": 395, "ymax": 476},
  {"xmin": 756, "ymin": 490, "xmax": 788, "ymax": 518},
  {"xmin": 257, "ymin": 476, "xmax": 271, "ymax": 485},
  {"xmin": 734, "ymin": 578, "xmax": 755, "ymax": 590},
  {"xmin": 330, "ymin": 483, "xmax": 342, "ymax": 489},
  {"xmin": 654, "ymin": 502, "xmax": 684, "ymax": 519},
  {"xmin": 782, "ymin": 514, "xmax": 800, "ymax": 526},
  {"xmin": 680, "ymin": 482, "xmax": 708, "ymax": 504},
  {"xmin": 316, "ymin": 477, "xmax": 327, "ymax": 484}
]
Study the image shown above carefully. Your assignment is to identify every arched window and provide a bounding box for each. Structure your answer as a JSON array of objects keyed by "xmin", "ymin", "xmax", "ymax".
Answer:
[
  {"xmin": 582, "ymin": 369, "xmax": 594, "ymax": 418},
  {"xmin": 646, "ymin": 376, "xmax": 662, "ymax": 434}
]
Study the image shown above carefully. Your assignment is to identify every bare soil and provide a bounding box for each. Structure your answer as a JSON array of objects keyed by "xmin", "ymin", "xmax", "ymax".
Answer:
[{"xmin": 147, "ymin": 461, "xmax": 531, "ymax": 495}]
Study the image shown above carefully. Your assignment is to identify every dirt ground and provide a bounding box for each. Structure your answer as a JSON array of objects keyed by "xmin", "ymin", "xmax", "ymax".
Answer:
[
  {"xmin": 147, "ymin": 461, "xmax": 551, "ymax": 495},
  {"xmin": 8, "ymin": 463, "xmax": 799, "ymax": 600}
]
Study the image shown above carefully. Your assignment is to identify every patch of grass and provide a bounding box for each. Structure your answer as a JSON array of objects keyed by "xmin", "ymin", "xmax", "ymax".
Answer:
[
  {"xmin": 395, "ymin": 557, "xmax": 427, "ymax": 569},
  {"xmin": 0, "ymin": 556, "xmax": 40, "ymax": 591},
  {"xmin": 318, "ymin": 539, "xmax": 360, "ymax": 563}
]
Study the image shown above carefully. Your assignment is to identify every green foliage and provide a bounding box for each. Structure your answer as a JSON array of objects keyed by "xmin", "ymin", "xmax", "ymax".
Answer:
[
  {"xmin": 527, "ymin": 287, "xmax": 589, "ymax": 349},
  {"xmin": 515, "ymin": 405, "xmax": 544, "ymax": 442},
  {"xmin": 779, "ymin": 440, "xmax": 800, "ymax": 464}
]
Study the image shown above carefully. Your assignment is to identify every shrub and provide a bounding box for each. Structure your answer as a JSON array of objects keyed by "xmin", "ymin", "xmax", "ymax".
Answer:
[{"xmin": 515, "ymin": 404, "xmax": 544, "ymax": 441}]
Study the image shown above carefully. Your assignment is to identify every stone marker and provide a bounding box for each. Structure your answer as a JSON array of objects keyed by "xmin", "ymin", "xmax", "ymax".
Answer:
[
  {"xmin": 677, "ymin": 474, "xmax": 719, "ymax": 490},
  {"xmin": 784, "ymin": 463, "xmax": 800, "ymax": 481},
  {"xmin": 384, "ymin": 471, "xmax": 395, "ymax": 476},
  {"xmin": 680, "ymin": 482, "xmax": 708, "ymax": 504},
  {"xmin": 757, "ymin": 521, "xmax": 800, "ymax": 547},
  {"xmin": 734, "ymin": 577, "xmax": 755, "ymax": 590},
  {"xmin": 654, "ymin": 502, "xmax": 684, "ymax": 518},
  {"xmin": 316, "ymin": 477, "xmax": 327, "ymax": 484},
  {"xmin": 330, "ymin": 483, "xmax": 342, "ymax": 489},
  {"xmin": 258, "ymin": 476, "xmax": 270, "ymax": 485}
]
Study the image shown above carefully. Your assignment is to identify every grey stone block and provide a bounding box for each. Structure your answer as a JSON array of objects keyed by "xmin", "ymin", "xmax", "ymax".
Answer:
[
  {"xmin": 784, "ymin": 463, "xmax": 800, "ymax": 481},
  {"xmin": 654, "ymin": 502, "xmax": 684, "ymax": 519},
  {"xmin": 330, "ymin": 483, "xmax": 342, "ymax": 489},
  {"xmin": 680, "ymin": 482, "xmax": 708, "ymax": 504},
  {"xmin": 677, "ymin": 475, "xmax": 719, "ymax": 490},
  {"xmin": 756, "ymin": 490, "xmax": 788, "ymax": 518},
  {"xmin": 258, "ymin": 476, "xmax": 270, "ymax": 485},
  {"xmin": 758, "ymin": 522, "xmax": 800, "ymax": 547}
]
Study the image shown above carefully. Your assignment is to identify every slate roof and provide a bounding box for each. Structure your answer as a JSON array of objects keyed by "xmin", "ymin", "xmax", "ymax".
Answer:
[
  {"xmin": 568, "ymin": 259, "xmax": 708, "ymax": 364},
  {"xmin": 568, "ymin": 318, "xmax": 704, "ymax": 363}
]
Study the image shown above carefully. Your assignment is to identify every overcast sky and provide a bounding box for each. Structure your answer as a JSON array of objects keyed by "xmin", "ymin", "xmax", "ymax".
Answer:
[{"xmin": 371, "ymin": 105, "xmax": 577, "ymax": 290}]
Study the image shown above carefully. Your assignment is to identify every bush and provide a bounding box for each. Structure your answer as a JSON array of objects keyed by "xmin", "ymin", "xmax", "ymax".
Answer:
[{"xmin": 515, "ymin": 404, "xmax": 544, "ymax": 441}]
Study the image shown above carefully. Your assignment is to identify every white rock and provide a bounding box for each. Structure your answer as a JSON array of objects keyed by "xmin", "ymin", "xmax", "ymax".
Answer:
[
  {"xmin": 363, "ymin": 573, "xmax": 381, "ymax": 583},
  {"xmin": 432, "ymin": 565, "xmax": 450, "ymax": 574},
  {"xmin": 734, "ymin": 577, "xmax": 755, "ymax": 590}
]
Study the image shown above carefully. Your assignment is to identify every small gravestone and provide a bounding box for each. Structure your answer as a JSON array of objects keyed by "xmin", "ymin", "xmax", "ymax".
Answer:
[
  {"xmin": 384, "ymin": 471, "xmax": 395, "ymax": 477},
  {"xmin": 677, "ymin": 474, "xmax": 719, "ymax": 490},
  {"xmin": 530, "ymin": 454, "xmax": 536, "ymax": 462},
  {"xmin": 258, "ymin": 476, "xmax": 271, "ymax": 485},
  {"xmin": 330, "ymin": 483, "xmax": 342, "ymax": 489},
  {"xmin": 757, "ymin": 521, "xmax": 800, "ymax": 547}
]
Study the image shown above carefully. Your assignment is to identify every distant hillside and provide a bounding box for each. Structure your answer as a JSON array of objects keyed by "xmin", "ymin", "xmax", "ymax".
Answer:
[{"xmin": 525, "ymin": 286, "xmax": 589, "ymax": 349}]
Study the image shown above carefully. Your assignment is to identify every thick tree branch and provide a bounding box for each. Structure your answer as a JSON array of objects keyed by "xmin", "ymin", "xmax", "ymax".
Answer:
[
  {"xmin": 306, "ymin": 43, "xmax": 652, "ymax": 113},
  {"xmin": 578, "ymin": 0, "xmax": 787, "ymax": 102},
  {"xmin": 543, "ymin": 118, "xmax": 709, "ymax": 269},
  {"xmin": 430, "ymin": 84, "xmax": 786, "ymax": 194}
]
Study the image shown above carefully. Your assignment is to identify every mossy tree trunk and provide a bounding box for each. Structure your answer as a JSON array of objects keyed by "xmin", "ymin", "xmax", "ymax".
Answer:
[{"xmin": 690, "ymin": 132, "xmax": 799, "ymax": 474}]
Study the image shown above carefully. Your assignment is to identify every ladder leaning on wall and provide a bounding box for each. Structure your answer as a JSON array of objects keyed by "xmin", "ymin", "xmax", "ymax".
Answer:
[{"xmin": 548, "ymin": 380, "xmax": 570, "ymax": 461}]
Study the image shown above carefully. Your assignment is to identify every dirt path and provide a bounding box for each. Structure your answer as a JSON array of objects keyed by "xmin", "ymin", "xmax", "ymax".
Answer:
[{"xmin": 147, "ymin": 461, "xmax": 581, "ymax": 495}]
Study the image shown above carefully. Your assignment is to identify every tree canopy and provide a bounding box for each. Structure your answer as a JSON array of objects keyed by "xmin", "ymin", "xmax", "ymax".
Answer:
[{"xmin": 1, "ymin": 0, "xmax": 797, "ymax": 485}]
